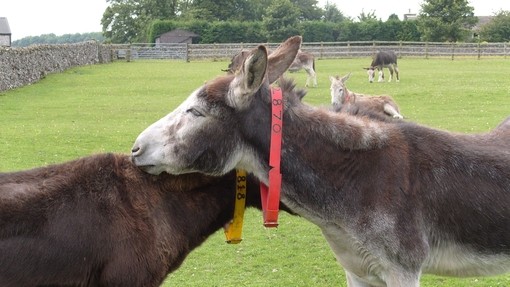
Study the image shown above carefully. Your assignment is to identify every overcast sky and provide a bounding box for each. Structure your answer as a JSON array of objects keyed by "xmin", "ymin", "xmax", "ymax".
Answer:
[{"xmin": 3, "ymin": 0, "xmax": 510, "ymax": 41}]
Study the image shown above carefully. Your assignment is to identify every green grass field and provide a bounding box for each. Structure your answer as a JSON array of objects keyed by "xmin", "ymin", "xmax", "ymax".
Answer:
[{"xmin": 1, "ymin": 57, "xmax": 509, "ymax": 286}]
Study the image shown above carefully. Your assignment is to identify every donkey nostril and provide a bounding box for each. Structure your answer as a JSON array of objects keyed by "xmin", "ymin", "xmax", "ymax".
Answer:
[{"xmin": 131, "ymin": 146, "xmax": 141, "ymax": 155}]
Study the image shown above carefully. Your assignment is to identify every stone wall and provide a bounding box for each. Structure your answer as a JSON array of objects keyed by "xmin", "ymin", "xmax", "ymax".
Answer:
[{"xmin": 0, "ymin": 41, "xmax": 118, "ymax": 92}]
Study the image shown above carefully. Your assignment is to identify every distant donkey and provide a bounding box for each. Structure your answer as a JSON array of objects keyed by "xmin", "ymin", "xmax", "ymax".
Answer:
[
  {"xmin": 330, "ymin": 73, "xmax": 404, "ymax": 119},
  {"xmin": 225, "ymin": 49, "xmax": 317, "ymax": 87},
  {"xmin": 364, "ymin": 50, "xmax": 399, "ymax": 83}
]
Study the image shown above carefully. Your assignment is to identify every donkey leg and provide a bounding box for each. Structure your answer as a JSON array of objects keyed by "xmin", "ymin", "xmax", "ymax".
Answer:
[
  {"xmin": 346, "ymin": 271, "xmax": 378, "ymax": 287},
  {"xmin": 305, "ymin": 70, "xmax": 311, "ymax": 87},
  {"xmin": 384, "ymin": 270, "xmax": 420, "ymax": 287},
  {"xmin": 309, "ymin": 68, "xmax": 318, "ymax": 87},
  {"xmin": 388, "ymin": 67, "xmax": 394, "ymax": 82},
  {"xmin": 378, "ymin": 68, "xmax": 384, "ymax": 82},
  {"xmin": 383, "ymin": 104, "xmax": 403, "ymax": 119},
  {"xmin": 304, "ymin": 68, "xmax": 317, "ymax": 87},
  {"xmin": 394, "ymin": 65, "xmax": 400, "ymax": 82}
]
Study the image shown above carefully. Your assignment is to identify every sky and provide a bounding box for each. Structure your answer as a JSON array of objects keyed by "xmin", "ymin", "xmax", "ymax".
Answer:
[{"xmin": 3, "ymin": 0, "xmax": 510, "ymax": 41}]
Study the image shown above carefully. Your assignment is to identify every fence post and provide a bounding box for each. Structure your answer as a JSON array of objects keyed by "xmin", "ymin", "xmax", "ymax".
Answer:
[
  {"xmin": 214, "ymin": 43, "xmax": 218, "ymax": 61},
  {"xmin": 320, "ymin": 42, "xmax": 324, "ymax": 59},
  {"xmin": 126, "ymin": 44, "xmax": 131, "ymax": 62},
  {"xmin": 425, "ymin": 42, "xmax": 429, "ymax": 59},
  {"xmin": 348, "ymin": 41, "xmax": 351, "ymax": 57},
  {"xmin": 185, "ymin": 43, "xmax": 189, "ymax": 62},
  {"xmin": 451, "ymin": 42, "xmax": 455, "ymax": 61},
  {"xmin": 477, "ymin": 41, "xmax": 481, "ymax": 60}
]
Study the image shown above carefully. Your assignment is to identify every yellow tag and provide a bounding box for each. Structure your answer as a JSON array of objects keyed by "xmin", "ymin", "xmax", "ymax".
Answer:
[{"xmin": 224, "ymin": 169, "xmax": 247, "ymax": 244}]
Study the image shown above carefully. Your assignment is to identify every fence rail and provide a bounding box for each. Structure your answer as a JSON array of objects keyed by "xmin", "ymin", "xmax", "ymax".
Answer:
[{"xmin": 116, "ymin": 41, "xmax": 510, "ymax": 62}]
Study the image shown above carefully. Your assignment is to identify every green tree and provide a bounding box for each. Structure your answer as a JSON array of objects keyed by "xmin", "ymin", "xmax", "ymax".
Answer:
[
  {"xmin": 479, "ymin": 10, "xmax": 510, "ymax": 42},
  {"xmin": 357, "ymin": 10, "xmax": 378, "ymax": 22},
  {"xmin": 186, "ymin": 0, "xmax": 258, "ymax": 21},
  {"xmin": 301, "ymin": 21, "xmax": 337, "ymax": 41},
  {"xmin": 323, "ymin": 2, "xmax": 346, "ymax": 23},
  {"xmin": 417, "ymin": 0, "xmax": 478, "ymax": 42},
  {"xmin": 12, "ymin": 33, "xmax": 104, "ymax": 47},
  {"xmin": 379, "ymin": 14, "xmax": 401, "ymax": 40},
  {"xmin": 397, "ymin": 20, "xmax": 421, "ymax": 41},
  {"xmin": 357, "ymin": 19, "xmax": 383, "ymax": 41},
  {"xmin": 102, "ymin": 0, "xmax": 178, "ymax": 43},
  {"xmin": 291, "ymin": 0, "xmax": 323, "ymax": 21},
  {"xmin": 263, "ymin": 0, "xmax": 301, "ymax": 42}
]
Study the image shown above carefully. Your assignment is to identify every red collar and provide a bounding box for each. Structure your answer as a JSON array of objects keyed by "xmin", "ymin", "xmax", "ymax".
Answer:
[
  {"xmin": 344, "ymin": 90, "xmax": 352, "ymax": 103},
  {"xmin": 260, "ymin": 87, "xmax": 283, "ymax": 227}
]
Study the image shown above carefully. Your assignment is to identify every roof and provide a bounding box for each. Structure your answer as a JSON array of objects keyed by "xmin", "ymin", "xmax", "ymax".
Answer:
[
  {"xmin": 473, "ymin": 16, "xmax": 494, "ymax": 31},
  {"xmin": 158, "ymin": 29, "xmax": 198, "ymax": 38},
  {"xmin": 0, "ymin": 17, "xmax": 11, "ymax": 35}
]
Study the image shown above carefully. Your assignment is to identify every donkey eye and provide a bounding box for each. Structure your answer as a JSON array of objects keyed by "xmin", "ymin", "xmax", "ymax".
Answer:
[{"xmin": 186, "ymin": 108, "xmax": 204, "ymax": 117}]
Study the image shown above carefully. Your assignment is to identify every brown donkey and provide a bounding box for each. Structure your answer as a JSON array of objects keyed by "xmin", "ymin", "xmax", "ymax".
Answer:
[
  {"xmin": 132, "ymin": 36, "xmax": 510, "ymax": 286},
  {"xmin": 330, "ymin": 73, "xmax": 404, "ymax": 119},
  {"xmin": 0, "ymin": 153, "xmax": 280, "ymax": 287}
]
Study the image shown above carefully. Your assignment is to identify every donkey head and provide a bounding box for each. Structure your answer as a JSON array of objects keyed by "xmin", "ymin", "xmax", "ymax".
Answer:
[
  {"xmin": 329, "ymin": 73, "xmax": 352, "ymax": 108},
  {"xmin": 363, "ymin": 67, "xmax": 380, "ymax": 83},
  {"xmin": 131, "ymin": 36, "xmax": 302, "ymax": 176},
  {"xmin": 223, "ymin": 50, "xmax": 250, "ymax": 74}
]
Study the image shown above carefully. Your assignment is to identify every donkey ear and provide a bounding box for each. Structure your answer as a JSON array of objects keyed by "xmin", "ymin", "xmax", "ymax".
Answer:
[
  {"xmin": 341, "ymin": 72, "xmax": 351, "ymax": 83},
  {"xmin": 228, "ymin": 45, "xmax": 268, "ymax": 109},
  {"xmin": 267, "ymin": 36, "xmax": 302, "ymax": 83},
  {"xmin": 329, "ymin": 76, "xmax": 336, "ymax": 83}
]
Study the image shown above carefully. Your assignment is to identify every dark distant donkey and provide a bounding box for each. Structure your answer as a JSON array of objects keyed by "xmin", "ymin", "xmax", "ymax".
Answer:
[
  {"xmin": 132, "ymin": 36, "xmax": 510, "ymax": 286},
  {"xmin": 364, "ymin": 50, "xmax": 399, "ymax": 83},
  {"xmin": 0, "ymin": 153, "xmax": 291, "ymax": 287}
]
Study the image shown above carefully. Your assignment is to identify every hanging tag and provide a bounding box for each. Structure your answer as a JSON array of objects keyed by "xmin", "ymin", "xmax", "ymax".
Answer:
[{"xmin": 224, "ymin": 169, "xmax": 247, "ymax": 244}]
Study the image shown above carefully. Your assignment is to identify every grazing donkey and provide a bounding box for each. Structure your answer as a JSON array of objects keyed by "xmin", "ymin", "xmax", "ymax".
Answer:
[
  {"xmin": 131, "ymin": 36, "xmax": 510, "ymax": 287},
  {"xmin": 364, "ymin": 50, "xmax": 399, "ymax": 83},
  {"xmin": 0, "ymin": 153, "xmax": 272, "ymax": 287},
  {"xmin": 225, "ymin": 49, "xmax": 317, "ymax": 87},
  {"xmin": 330, "ymin": 73, "xmax": 404, "ymax": 119}
]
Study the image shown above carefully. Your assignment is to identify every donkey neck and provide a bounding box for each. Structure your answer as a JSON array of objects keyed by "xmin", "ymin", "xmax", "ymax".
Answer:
[{"xmin": 289, "ymin": 104, "xmax": 390, "ymax": 151}]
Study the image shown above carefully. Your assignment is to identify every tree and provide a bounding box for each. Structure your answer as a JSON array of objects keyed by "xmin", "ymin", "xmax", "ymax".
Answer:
[
  {"xmin": 357, "ymin": 10, "xmax": 378, "ymax": 22},
  {"xmin": 187, "ymin": 0, "xmax": 254, "ymax": 21},
  {"xmin": 101, "ymin": 0, "xmax": 178, "ymax": 43},
  {"xmin": 323, "ymin": 2, "xmax": 346, "ymax": 23},
  {"xmin": 291, "ymin": 0, "xmax": 323, "ymax": 21},
  {"xmin": 479, "ymin": 10, "xmax": 510, "ymax": 42},
  {"xmin": 417, "ymin": 0, "xmax": 478, "ymax": 42},
  {"xmin": 263, "ymin": 0, "xmax": 301, "ymax": 42}
]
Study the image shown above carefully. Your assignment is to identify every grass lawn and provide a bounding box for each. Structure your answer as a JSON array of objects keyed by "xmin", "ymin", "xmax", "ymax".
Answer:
[{"xmin": 0, "ymin": 57, "xmax": 509, "ymax": 286}]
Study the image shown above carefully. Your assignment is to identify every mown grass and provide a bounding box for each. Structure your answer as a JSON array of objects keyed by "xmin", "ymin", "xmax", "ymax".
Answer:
[{"xmin": 0, "ymin": 57, "xmax": 509, "ymax": 286}]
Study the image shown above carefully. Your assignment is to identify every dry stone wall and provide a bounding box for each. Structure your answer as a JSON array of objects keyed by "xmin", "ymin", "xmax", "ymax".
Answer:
[{"xmin": 0, "ymin": 41, "xmax": 117, "ymax": 92}]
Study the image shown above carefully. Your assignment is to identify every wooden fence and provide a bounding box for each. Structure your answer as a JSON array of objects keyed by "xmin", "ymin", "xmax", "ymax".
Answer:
[{"xmin": 116, "ymin": 41, "xmax": 510, "ymax": 62}]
